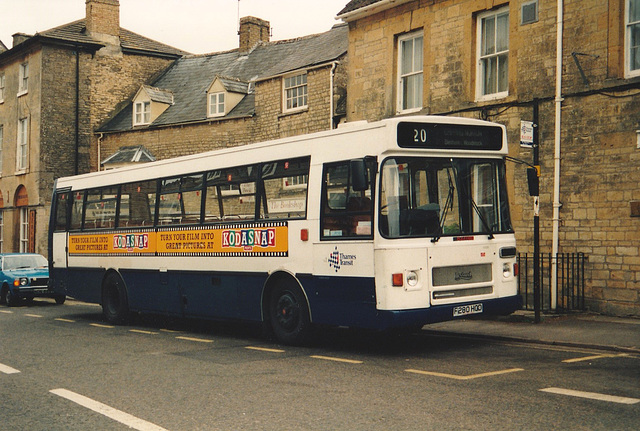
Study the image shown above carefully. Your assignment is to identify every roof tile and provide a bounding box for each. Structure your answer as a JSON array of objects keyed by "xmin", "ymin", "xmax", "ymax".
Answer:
[{"xmin": 100, "ymin": 23, "xmax": 348, "ymax": 132}]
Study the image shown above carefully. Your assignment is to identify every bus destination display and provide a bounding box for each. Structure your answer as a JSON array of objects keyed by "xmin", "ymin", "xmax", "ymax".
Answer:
[{"xmin": 397, "ymin": 122, "xmax": 503, "ymax": 150}]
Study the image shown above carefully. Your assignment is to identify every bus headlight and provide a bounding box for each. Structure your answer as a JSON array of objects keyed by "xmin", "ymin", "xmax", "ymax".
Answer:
[
  {"xmin": 503, "ymin": 263, "xmax": 512, "ymax": 278},
  {"xmin": 406, "ymin": 271, "xmax": 418, "ymax": 287}
]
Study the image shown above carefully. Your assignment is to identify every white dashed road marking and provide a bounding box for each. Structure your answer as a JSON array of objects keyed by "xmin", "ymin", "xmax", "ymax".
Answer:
[
  {"xmin": 540, "ymin": 387, "xmax": 640, "ymax": 405},
  {"xmin": 50, "ymin": 388, "xmax": 169, "ymax": 431},
  {"xmin": 0, "ymin": 363, "xmax": 21, "ymax": 374}
]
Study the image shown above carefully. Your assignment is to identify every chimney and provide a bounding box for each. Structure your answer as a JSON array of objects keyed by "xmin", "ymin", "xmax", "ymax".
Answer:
[
  {"xmin": 238, "ymin": 16, "xmax": 270, "ymax": 52},
  {"xmin": 85, "ymin": 0, "xmax": 120, "ymax": 39},
  {"xmin": 12, "ymin": 33, "xmax": 32, "ymax": 48}
]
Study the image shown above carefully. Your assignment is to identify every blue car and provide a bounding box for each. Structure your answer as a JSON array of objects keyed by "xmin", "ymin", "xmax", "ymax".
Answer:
[{"xmin": 0, "ymin": 253, "xmax": 65, "ymax": 306}]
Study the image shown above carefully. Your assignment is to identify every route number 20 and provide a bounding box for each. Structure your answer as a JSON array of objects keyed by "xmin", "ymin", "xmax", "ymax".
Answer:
[{"xmin": 413, "ymin": 128, "xmax": 427, "ymax": 143}]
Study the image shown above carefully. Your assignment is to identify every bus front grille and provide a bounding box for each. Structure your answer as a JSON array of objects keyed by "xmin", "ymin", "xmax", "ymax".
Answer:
[{"xmin": 432, "ymin": 263, "xmax": 492, "ymax": 287}]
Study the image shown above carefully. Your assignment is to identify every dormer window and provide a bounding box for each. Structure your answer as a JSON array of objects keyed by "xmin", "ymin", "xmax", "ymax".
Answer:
[
  {"xmin": 209, "ymin": 92, "xmax": 225, "ymax": 117},
  {"xmin": 134, "ymin": 101, "xmax": 151, "ymax": 125},
  {"xmin": 131, "ymin": 86, "xmax": 173, "ymax": 127},
  {"xmin": 283, "ymin": 72, "xmax": 307, "ymax": 112},
  {"xmin": 206, "ymin": 76, "xmax": 249, "ymax": 119}
]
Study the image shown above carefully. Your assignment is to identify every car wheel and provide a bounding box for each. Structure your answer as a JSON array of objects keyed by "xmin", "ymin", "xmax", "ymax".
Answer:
[
  {"xmin": 4, "ymin": 288, "xmax": 17, "ymax": 307},
  {"xmin": 101, "ymin": 272, "xmax": 129, "ymax": 324},
  {"xmin": 0, "ymin": 285, "xmax": 7, "ymax": 305},
  {"xmin": 268, "ymin": 280, "xmax": 311, "ymax": 345},
  {"xmin": 55, "ymin": 295, "xmax": 66, "ymax": 305}
]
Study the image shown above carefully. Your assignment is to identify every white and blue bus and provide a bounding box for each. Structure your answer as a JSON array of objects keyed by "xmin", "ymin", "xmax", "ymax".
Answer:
[{"xmin": 48, "ymin": 116, "xmax": 520, "ymax": 344}]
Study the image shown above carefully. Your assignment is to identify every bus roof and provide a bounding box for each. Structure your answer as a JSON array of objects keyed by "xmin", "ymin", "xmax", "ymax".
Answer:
[{"xmin": 56, "ymin": 116, "xmax": 507, "ymax": 190}]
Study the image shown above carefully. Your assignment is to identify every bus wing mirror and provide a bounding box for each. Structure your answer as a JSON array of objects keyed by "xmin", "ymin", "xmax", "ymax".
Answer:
[
  {"xmin": 527, "ymin": 167, "xmax": 539, "ymax": 196},
  {"xmin": 350, "ymin": 159, "xmax": 369, "ymax": 191}
]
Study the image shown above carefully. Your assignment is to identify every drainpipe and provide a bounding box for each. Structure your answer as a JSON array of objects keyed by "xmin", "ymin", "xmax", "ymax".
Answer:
[
  {"xmin": 74, "ymin": 47, "xmax": 80, "ymax": 175},
  {"xmin": 330, "ymin": 61, "xmax": 338, "ymax": 129},
  {"xmin": 551, "ymin": 0, "xmax": 564, "ymax": 310},
  {"xmin": 97, "ymin": 132, "xmax": 103, "ymax": 171}
]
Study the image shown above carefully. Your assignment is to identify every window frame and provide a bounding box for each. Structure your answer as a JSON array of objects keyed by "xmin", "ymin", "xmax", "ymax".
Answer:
[
  {"xmin": 17, "ymin": 117, "xmax": 28, "ymax": 172},
  {"xmin": 521, "ymin": 0, "xmax": 539, "ymax": 25},
  {"xmin": 19, "ymin": 207, "xmax": 28, "ymax": 253},
  {"xmin": 397, "ymin": 30, "xmax": 424, "ymax": 113},
  {"xmin": 208, "ymin": 92, "xmax": 225, "ymax": 117},
  {"xmin": 0, "ymin": 210, "xmax": 3, "ymax": 253},
  {"xmin": 133, "ymin": 101, "xmax": 151, "ymax": 126},
  {"xmin": 282, "ymin": 72, "xmax": 308, "ymax": 113},
  {"xmin": 18, "ymin": 62, "xmax": 28, "ymax": 96},
  {"xmin": 0, "ymin": 72, "xmax": 5, "ymax": 102},
  {"xmin": 627, "ymin": 0, "xmax": 640, "ymax": 77},
  {"xmin": 476, "ymin": 7, "xmax": 510, "ymax": 101},
  {"xmin": 0, "ymin": 125, "xmax": 3, "ymax": 175}
]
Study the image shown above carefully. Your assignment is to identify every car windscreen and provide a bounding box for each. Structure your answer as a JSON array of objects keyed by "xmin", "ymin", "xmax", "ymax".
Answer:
[{"xmin": 2, "ymin": 255, "xmax": 48, "ymax": 270}]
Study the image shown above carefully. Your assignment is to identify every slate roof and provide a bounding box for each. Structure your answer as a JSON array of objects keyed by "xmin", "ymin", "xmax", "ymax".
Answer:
[
  {"xmin": 143, "ymin": 86, "xmax": 174, "ymax": 104},
  {"xmin": 99, "ymin": 23, "xmax": 348, "ymax": 133},
  {"xmin": 101, "ymin": 145, "xmax": 156, "ymax": 165},
  {"xmin": 338, "ymin": 0, "xmax": 384, "ymax": 16},
  {"xmin": 217, "ymin": 76, "xmax": 250, "ymax": 94},
  {"xmin": 0, "ymin": 19, "xmax": 188, "ymax": 61}
]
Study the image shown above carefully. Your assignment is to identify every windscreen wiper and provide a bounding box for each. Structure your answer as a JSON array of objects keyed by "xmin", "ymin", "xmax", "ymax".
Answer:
[
  {"xmin": 468, "ymin": 195, "xmax": 495, "ymax": 240},
  {"xmin": 455, "ymin": 165, "xmax": 495, "ymax": 240},
  {"xmin": 431, "ymin": 166, "xmax": 454, "ymax": 243}
]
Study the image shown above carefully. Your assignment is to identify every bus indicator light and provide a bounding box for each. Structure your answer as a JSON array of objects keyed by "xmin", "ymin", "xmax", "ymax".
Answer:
[
  {"xmin": 392, "ymin": 273, "xmax": 403, "ymax": 287},
  {"xmin": 300, "ymin": 229, "xmax": 308, "ymax": 241}
]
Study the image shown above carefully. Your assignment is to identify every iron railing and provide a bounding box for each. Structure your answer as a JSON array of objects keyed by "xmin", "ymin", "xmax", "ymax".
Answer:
[{"xmin": 517, "ymin": 252, "xmax": 587, "ymax": 312}]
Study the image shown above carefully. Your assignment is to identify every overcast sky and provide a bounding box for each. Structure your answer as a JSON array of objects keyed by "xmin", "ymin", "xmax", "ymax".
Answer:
[{"xmin": 0, "ymin": 0, "xmax": 350, "ymax": 54}]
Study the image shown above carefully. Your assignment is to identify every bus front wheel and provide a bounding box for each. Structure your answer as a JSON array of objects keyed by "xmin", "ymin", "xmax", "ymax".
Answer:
[
  {"xmin": 268, "ymin": 281, "xmax": 311, "ymax": 346},
  {"xmin": 102, "ymin": 273, "xmax": 129, "ymax": 325}
]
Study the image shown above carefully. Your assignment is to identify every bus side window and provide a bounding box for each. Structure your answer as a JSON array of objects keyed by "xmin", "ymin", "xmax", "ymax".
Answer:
[
  {"xmin": 83, "ymin": 186, "xmax": 118, "ymax": 230},
  {"xmin": 158, "ymin": 174, "xmax": 203, "ymax": 225},
  {"xmin": 321, "ymin": 161, "xmax": 373, "ymax": 239},
  {"xmin": 120, "ymin": 180, "xmax": 156, "ymax": 228},
  {"xmin": 260, "ymin": 157, "xmax": 310, "ymax": 220},
  {"xmin": 204, "ymin": 171, "xmax": 222, "ymax": 222},
  {"xmin": 217, "ymin": 165, "xmax": 257, "ymax": 221}
]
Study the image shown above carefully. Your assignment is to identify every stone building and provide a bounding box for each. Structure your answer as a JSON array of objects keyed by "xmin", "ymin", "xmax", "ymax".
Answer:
[
  {"xmin": 0, "ymin": 0, "xmax": 186, "ymax": 254},
  {"xmin": 97, "ymin": 17, "xmax": 348, "ymax": 162},
  {"xmin": 337, "ymin": 0, "xmax": 640, "ymax": 316}
]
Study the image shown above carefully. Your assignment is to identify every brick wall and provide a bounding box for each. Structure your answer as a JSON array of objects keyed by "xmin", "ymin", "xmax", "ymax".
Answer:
[{"xmin": 345, "ymin": 0, "xmax": 640, "ymax": 316}]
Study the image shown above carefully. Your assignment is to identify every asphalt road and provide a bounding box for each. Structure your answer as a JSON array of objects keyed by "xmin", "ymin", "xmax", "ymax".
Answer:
[{"xmin": 1, "ymin": 299, "xmax": 639, "ymax": 430}]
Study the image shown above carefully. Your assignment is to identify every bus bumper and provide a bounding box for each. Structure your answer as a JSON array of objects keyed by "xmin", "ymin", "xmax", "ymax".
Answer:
[{"xmin": 378, "ymin": 295, "xmax": 523, "ymax": 330}]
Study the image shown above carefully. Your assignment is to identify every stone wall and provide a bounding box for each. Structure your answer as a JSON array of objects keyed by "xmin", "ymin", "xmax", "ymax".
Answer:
[{"xmin": 344, "ymin": 0, "xmax": 640, "ymax": 316}]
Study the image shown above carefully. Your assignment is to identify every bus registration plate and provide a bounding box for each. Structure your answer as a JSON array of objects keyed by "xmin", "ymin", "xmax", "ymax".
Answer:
[{"xmin": 453, "ymin": 303, "xmax": 483, "ymax": 317}]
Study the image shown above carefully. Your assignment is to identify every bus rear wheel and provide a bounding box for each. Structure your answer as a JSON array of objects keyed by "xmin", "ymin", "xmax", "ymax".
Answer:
[
  {"xmin": 268, "ymin": 281, "xmax": 311, "ymax": 346},
  {"xmin": 102, "ymin": 273, "xmax": 129, "ymax": 325}
]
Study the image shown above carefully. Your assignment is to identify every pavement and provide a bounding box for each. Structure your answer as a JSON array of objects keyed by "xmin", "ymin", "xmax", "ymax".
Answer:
[{"xmin": 424, "ymin": 310, "xmax": 640, "ymax": 354}]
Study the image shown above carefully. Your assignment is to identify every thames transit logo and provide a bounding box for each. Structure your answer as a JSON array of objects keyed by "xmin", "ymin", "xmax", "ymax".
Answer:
[{"xmin": 328, "ymin": 247, "xmax": 357, "ymax": 272}]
